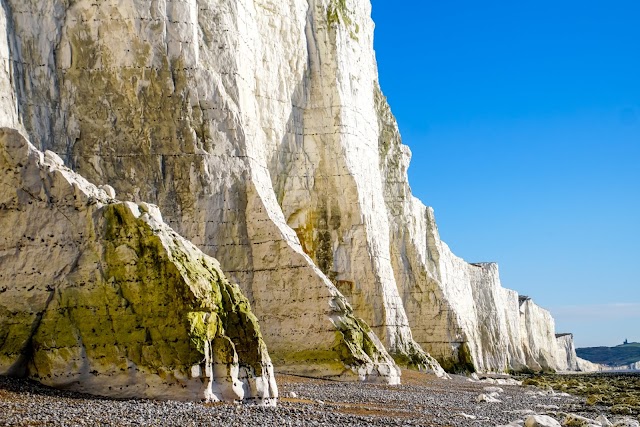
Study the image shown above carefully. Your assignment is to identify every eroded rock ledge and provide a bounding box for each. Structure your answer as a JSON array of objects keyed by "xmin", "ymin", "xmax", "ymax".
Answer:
[{"xmin": 0, "ymin": 128, "xmax": 278, "ymax": 402}]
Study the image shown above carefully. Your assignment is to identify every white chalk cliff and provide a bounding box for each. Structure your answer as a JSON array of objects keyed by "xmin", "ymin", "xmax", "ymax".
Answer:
[
  {"xmin": 555, "ymin": 334, "xmax": 580, "ymax": 372},
  {"xmin": 0, "ymin": 128, "xmax": 277, "ymax": 402},
  {"xmin": 0, "ymin": 0, "xmax": 575, "ymax": 388}
]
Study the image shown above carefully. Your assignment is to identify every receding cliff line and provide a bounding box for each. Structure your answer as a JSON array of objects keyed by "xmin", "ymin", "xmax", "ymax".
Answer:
[{"xmin": 0, "ymin": 0, "xmax": 574, "ymax": 383}]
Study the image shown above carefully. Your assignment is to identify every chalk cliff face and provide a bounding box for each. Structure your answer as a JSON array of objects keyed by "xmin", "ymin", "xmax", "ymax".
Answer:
[
  {"xmin": 576, "ymin": 357, "xmax": 640, "ymax": 372},
  {"xmin": 577, "ymin": 357, "xmax": 606, "ymax": 372},
  {"xmin": 0, "ymin": 128, "xmax": 277, "ymax": 402},
  {"xmin": 0, "ymin": 0, "xmax": 404, "ymax": 383},
  {"xmin": 0, "ymin": 0, "xmax": 568, "ymax": 378},
  {"xmin": 555, "ymin": 334, "xmax": 580, "ymax": 372},
  {"xmin": 377, "ymin": 99, "xmax": 565, "ymax": 372}
]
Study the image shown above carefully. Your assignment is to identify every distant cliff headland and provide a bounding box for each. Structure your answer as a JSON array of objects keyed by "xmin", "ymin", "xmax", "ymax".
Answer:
[{"xmin": 577, "ymin": 342, "xmax": 640, "ymax": 369}]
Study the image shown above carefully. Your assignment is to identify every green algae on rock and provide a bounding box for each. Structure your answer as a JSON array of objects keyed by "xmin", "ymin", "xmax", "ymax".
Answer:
[
  {"xmin": 0, "ymin": 128, "xmax": 277, "ymax": 403},
  {"xmin": 523, "ymin": 373, "xmax": 640, "ymax": 416}
]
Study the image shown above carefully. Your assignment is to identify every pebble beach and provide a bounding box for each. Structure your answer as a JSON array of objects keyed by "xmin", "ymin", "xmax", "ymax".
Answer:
[{"xmin": 2, "ymin": 371, "xmax": 639, "ymax": 426}]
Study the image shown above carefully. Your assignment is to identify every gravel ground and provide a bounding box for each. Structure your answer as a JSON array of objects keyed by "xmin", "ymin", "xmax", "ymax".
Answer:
[{"xmin": 0, "ymin": 371, "xmax": 636, "ymax": 426}]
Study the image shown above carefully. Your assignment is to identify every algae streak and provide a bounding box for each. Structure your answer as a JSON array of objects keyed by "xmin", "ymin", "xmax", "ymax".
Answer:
[{"xmin": 0, "ymin": 128, "xmax": 276, "ymax": 403}]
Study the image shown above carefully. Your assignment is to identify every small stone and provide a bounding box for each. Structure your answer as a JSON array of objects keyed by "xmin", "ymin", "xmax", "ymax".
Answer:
[
  {"xmin": 612, "ymin": 419, "xmax": 640, "ymax": 427},
  {"xmin": 536, "ymin": 404, "xmax": 560, "ymax": 410},
  {"xmin": 595, "ymin": 415, "xmax": 613, "ymax": 427},
  {"xmin": 476, "ymin": 393, "xmax": 501, "ymax": 403},
  {"xmin": 497, "ymin": 378, "xmax": 523, "ymax": 386},
  {"xmin": 611, "ymin": 405, "xmax": 634, "ymax": 415},
  {"xmin": 562, "ymin": 414, "xmax": 597, "ymax": 426},
  {"xmin": 138, "ymin": 202, "xmax": 163, "ymax": 222},
  {"xmin": 99, "ymin": 184, "xmax": 116, "ymax": 199},
  {"xmin": 44, "ymin": 150, "xmax": 64, "ymax": 167},
  {"xmin": 455, "ymin": 413, "xmax": 477, "ymax": 420},
  {"xmin": 525, "ymin": 415, "xmax": 562, "ymax": 427}
]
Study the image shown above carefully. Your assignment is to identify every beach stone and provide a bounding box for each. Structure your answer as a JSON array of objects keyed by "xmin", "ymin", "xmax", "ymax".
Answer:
[
  {"xmin": 596, "ymin": 415, "xmax": 613, "ymax": 427},
  {"xmin": 525, "ymin": 415, "xmax": 562, "ymax": 427},
  {"xmin": 498, "ymin": 378, "xmax": 525, "ymax": 386},
  {"xmin": 562, "ymin": 414, "xmax": 598, "ymax": 426},
  {"xmin": 455, "ymin": 413, "xmax": 477, "ymax": 420},
  {"xmin": 611, "ymin": 405, "xmax": 635, "ymax": 415},
  {"xmin": 536, "ymin": 404, "xmax": 560, "ymax": 410},
  {"xmin": 99, "ymin": 184, "xmax": 116, "ymax": 199},
  {"xmin": 476, "ymin": 393, "xmax": 502, "ymax": 403},
  {"xmin": 612, "ymin": 419, "xmax": 640, "ymax": 427}
]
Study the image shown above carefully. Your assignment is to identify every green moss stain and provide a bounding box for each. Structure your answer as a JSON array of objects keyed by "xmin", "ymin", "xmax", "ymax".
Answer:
[
  {"xmin": 327, "ymin": 0, "xmax": 351, "ymax": 27},
  {"xmin": 218, "ymin": 281, "xmax": 268, "ymax": 376},
  {"xmin": 187, "ymin": 312, "xmax": 221, "ymax": 354},
  {"xmin": 22, "ymin": 201, "xmax": 269, "ymax": 385},
  {"xmin": 522, "ymin": 373, "xmax": 640, "ymax": 415},
  {"xmin": 326, "ymin": 0, "xmax": 359, "ymax": 41},
  {"xmin": 375, "ymin": 83, "xmax": 402, "ymax": 175},
  {"xmin": 316, "ymin": 203, "xmax": 333, "ymax": 276},
  {"xmin": 29, "ymin": 204, "xmax": 204, "ymax": 379},
  {"xmin": 334, "ymin": 315, "xmax": 376, "ymax": 365},
  {"xmin": 0, "ymin": 309, "xmax": 43, "ymax": 375},
  {"xmin": 271, "ymin": 319, "xmax": 381, "ymax": 376},
  {"xmin": 59, "ymin": 19, "xmax": 209, "ymax": 213},
  {"xmin": 292, "ymin": 199, "xmax": 342, "ymax": 283},
  {"xmin": 436, "ymin": 342, "xmax": 476, "ymax": 374}
]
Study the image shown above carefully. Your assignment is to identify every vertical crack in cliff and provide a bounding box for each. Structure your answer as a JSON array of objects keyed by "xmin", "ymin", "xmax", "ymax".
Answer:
[{"xmin": 10, "ymin": 283, "xmax": 56, "ymax": 378}]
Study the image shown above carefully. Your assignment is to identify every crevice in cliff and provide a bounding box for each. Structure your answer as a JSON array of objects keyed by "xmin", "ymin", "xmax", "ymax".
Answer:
[
  {"xmin": 0, "ymin": 0, "xmax": 24, "ymax": 129},
  {"xmin": 8, "ymin": 285, "xmax": 56, "ymax": 378}
]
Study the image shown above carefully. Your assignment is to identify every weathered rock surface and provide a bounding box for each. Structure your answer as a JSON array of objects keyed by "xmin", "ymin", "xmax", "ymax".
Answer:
[
  {"xmin": 562, "ymin": 413, "xmax": 600, "ymax": 426},
  {"xmin": 0, "ymin": 0, "xmax": 569, "ymax": 376},
  {"xmin": 0, "ymin": 128, "xmax": 278, "ymax": 402},
  {"xmin": 556, "ymin": 334, "xmax": 580, "ymax": 371},
  {"xmin": 377, "ymin": 89, "xmax": 569, "ymax": 373},
  {"xmin": 525, "ymin": 415, "xmax": 562, "ymax": 427},
  {"xmin": 519, "ymin": 297, "xmax": 562, "ymax": 372},
  {"xmin": 577, "ymin": 357, "xmax": 608, "ymax": 372},
  {"xmin": 576, "ymin": 359, "xmax": 640, "ymax": 373}
]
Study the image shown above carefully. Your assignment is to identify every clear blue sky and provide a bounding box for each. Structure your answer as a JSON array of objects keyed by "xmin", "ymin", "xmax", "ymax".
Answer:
[{"xmin": 371, "ymin": 1, "xmax": 640, "ymax": 348}]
